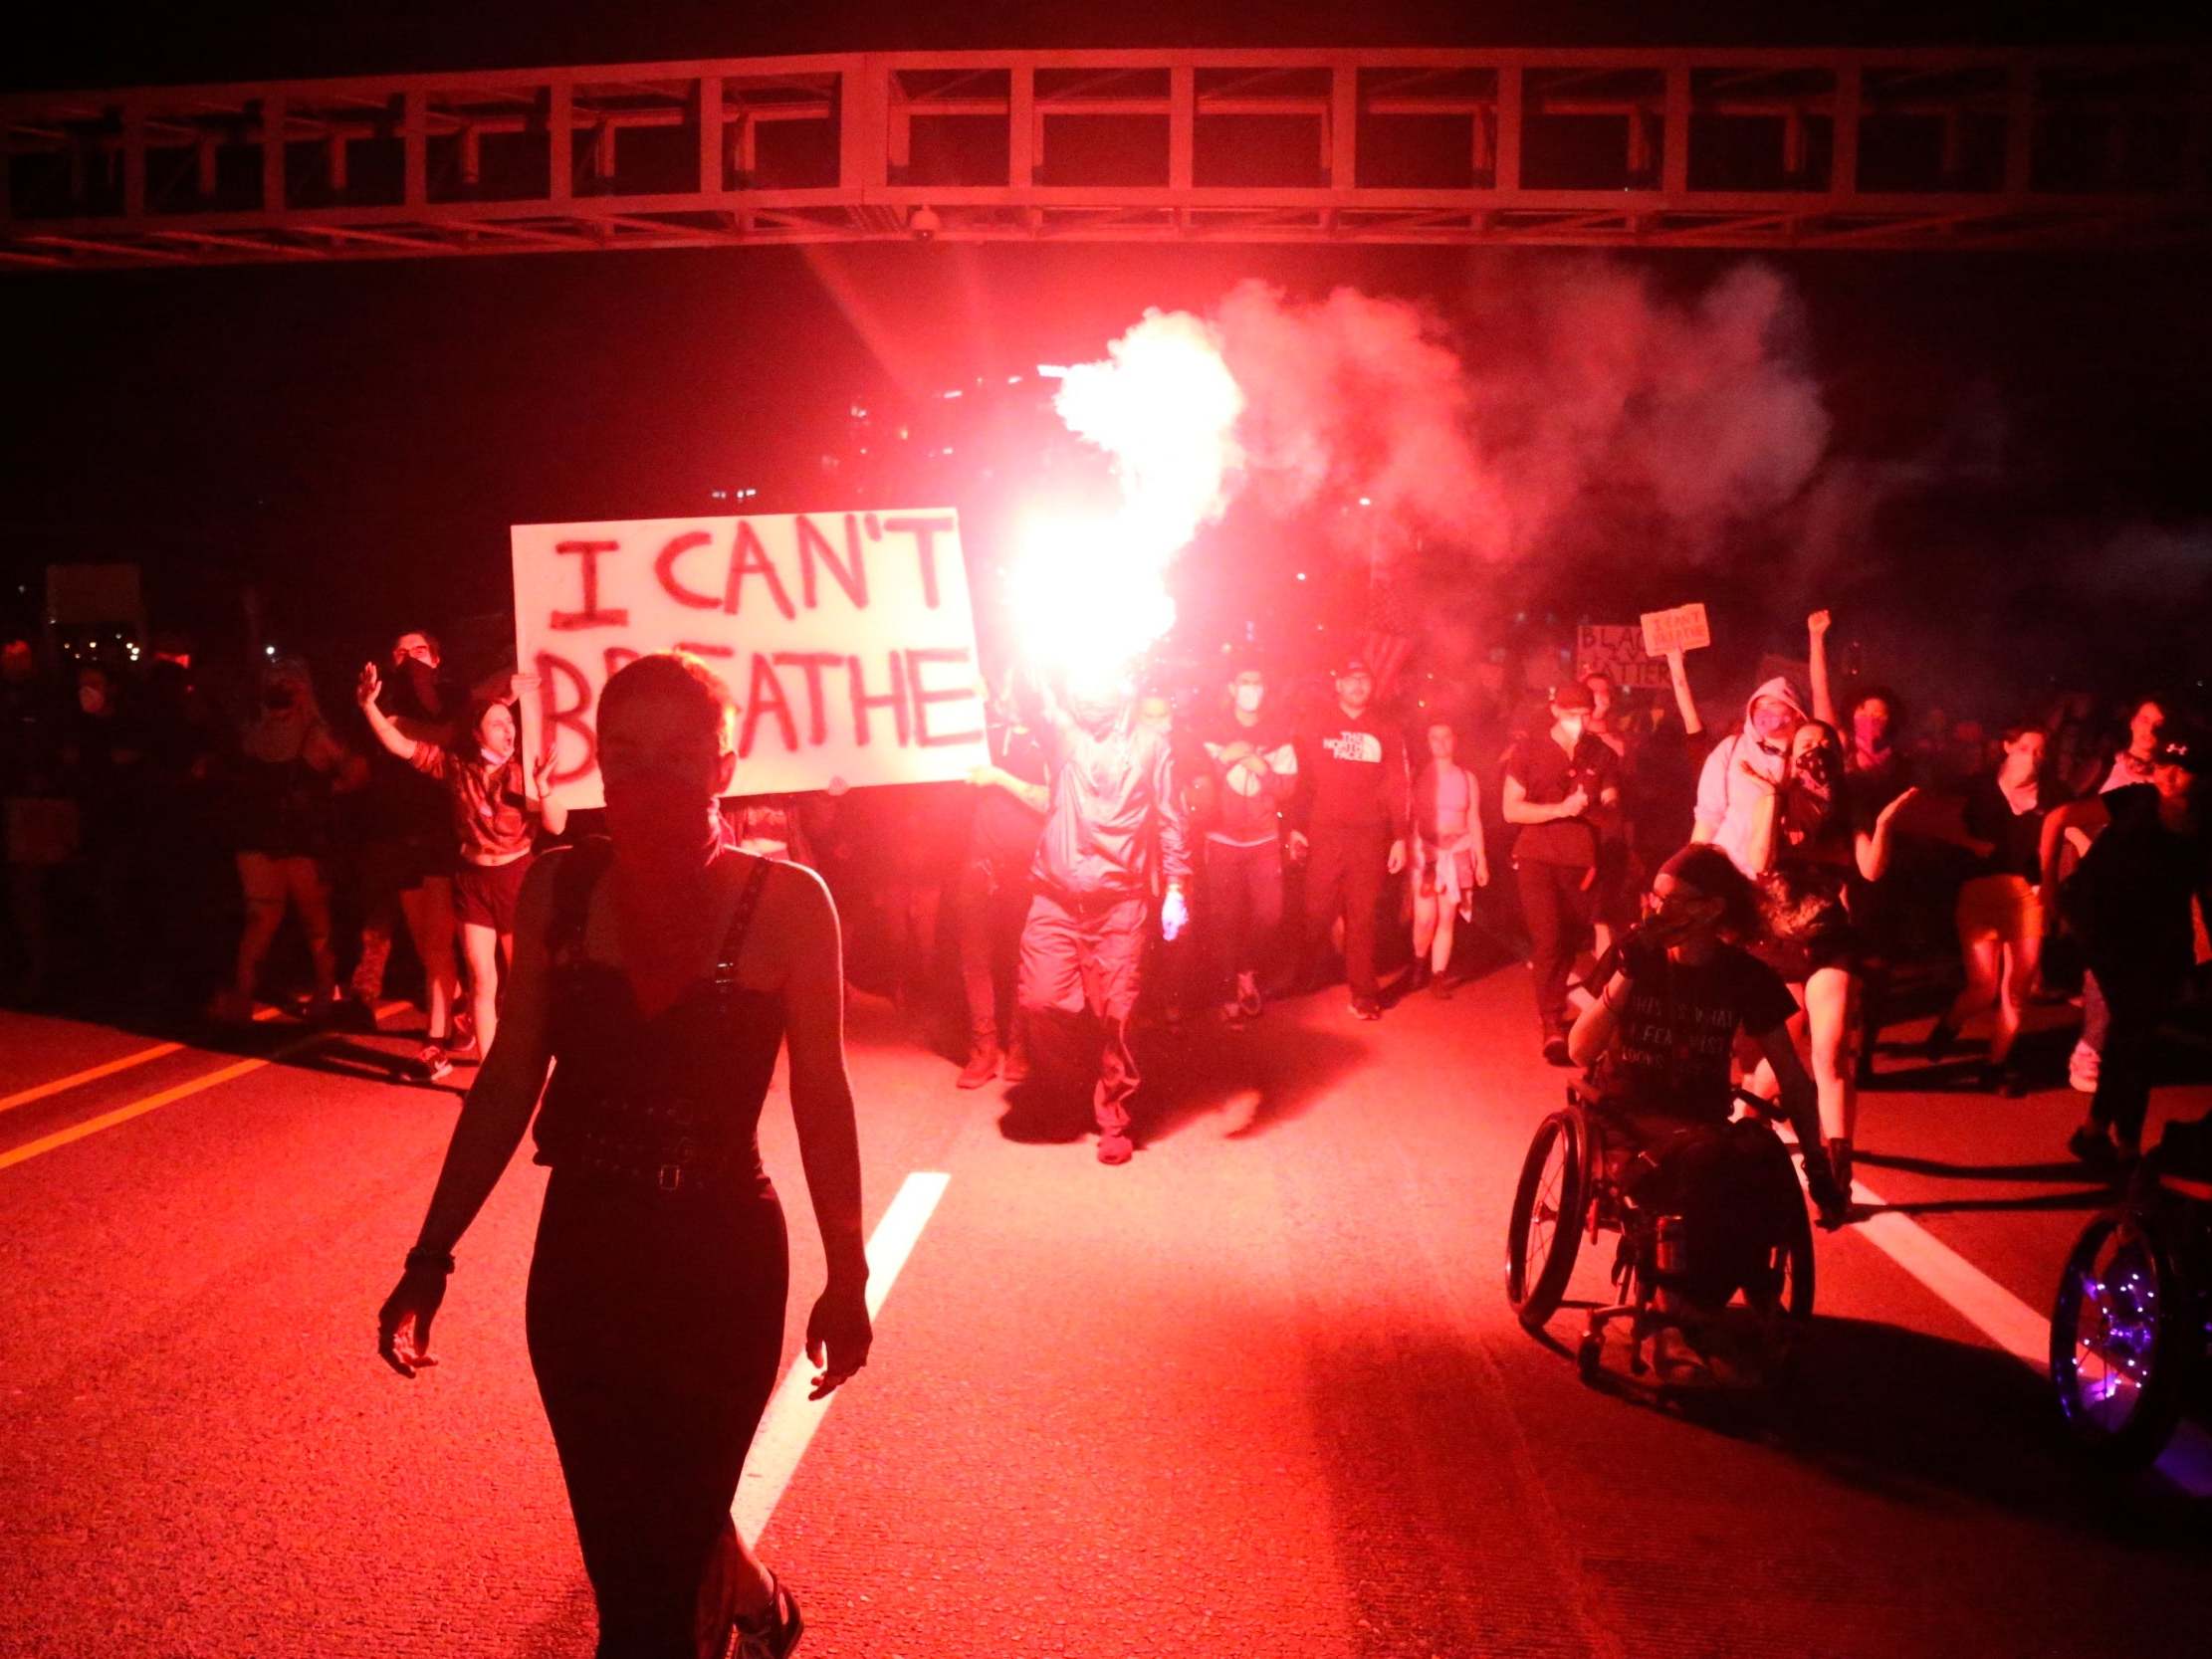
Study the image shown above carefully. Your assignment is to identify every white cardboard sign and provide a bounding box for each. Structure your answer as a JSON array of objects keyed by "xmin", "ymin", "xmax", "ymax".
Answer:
[
  {"xmin": 1640, "ymin": 603, "xmax": 1711, "ymax": 658},
  {"xmin": 511, "ymin": 509, "xmax": 987, "ymax": 810}
]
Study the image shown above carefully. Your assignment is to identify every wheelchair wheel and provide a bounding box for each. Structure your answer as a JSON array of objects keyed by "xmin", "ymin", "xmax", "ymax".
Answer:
[
  {"xmin": 1507, "ymin": 1110, "xmax": 1589, "ymax": 1330},
  {"xmin": 2050, "ymin": 1213, "xmax": 2187, "ymax": 1470}
]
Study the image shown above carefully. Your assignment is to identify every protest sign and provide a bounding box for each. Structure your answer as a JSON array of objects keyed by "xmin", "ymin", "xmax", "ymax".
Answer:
[
  {"xmin": 1575, "ymin": 624, "xmax": 1671, "ymax": 691},
  {"xmin": 512, "ymin": 509, "xmax": 988, "ymax": 810},
  {"xmin": 1640, "ymin": 603, "xmax": 1711, "ymax": 658}
]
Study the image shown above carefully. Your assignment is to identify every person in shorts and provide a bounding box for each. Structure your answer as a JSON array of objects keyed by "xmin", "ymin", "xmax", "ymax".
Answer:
[{"xmin": 359, "ymin": 662, "xmax": 564, "ymax": 1075}]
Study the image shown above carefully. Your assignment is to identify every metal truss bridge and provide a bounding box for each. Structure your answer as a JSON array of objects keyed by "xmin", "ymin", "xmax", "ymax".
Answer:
[{"xmin": 3, "ymin": 45, "xmax": 2207, "ymax": 271}]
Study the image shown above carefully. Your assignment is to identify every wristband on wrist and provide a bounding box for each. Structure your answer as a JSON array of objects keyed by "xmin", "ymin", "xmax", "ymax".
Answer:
[{"xmin": 405, "ymin": 1245, "xmax": 456, "ymax": 1275}]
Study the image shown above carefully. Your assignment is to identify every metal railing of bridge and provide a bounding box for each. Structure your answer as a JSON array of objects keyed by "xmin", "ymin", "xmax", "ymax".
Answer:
[{"xmin": 3, "ymin": 45, "xmax": 2207, "ymax": 270}]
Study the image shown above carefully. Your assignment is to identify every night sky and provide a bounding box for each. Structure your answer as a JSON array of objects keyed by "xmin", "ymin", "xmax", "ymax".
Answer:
[{"xmin": 5, "ymin": 3, "xmax": 2209, "ymax": 709}]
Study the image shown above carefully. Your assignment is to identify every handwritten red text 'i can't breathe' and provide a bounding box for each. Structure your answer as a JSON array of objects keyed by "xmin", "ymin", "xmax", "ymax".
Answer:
[{"xmin": 512, "ymin": 509, "xmax": 988, "ymax": 809}]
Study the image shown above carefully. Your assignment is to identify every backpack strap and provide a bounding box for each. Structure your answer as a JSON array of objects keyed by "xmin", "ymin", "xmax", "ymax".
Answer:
[{"xmin": 711, "ymin": 856, "xmax": 776, "ymax": 993}]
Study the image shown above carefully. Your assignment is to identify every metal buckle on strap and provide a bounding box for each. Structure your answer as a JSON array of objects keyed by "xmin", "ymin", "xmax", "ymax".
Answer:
[{"xmin": 657, "ymin": 1163, "xmax": 684, "ymax": 1192}]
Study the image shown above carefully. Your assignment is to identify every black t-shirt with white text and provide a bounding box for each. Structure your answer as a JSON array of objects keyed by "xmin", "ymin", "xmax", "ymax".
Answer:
[{"xmin": 1588, "ymin": 941, "xmax": 1800, "ymax": 1124}]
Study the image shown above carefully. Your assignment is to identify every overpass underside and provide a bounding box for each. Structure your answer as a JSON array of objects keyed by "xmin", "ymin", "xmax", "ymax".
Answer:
[{"xmin": 3, "ymin": 46, "xmax": 2207, "ymax": 271}]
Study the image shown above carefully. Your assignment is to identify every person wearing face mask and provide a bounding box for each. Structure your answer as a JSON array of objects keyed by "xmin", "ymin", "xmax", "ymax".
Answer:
[
  {"xmin": 1201, "ymin": 663, "xmax": 1298, "ymax": 1024},
  {"xmin": 1290, "ymin": 657, "xmax": 1411, "ymax": 1021},
  {"xmin": 1013, "ymin": 664, "xmax": 1192, "ymax": 1165},
  {"xmin": 347, "ymin": 630, "xmax": 465, "ymax": 1047},
  {"xmin": 1409, "ymin": 718, "xmax": 1488, "ymax": 998},
  {"xmin": 1502, "ymin": 681, "xmax": 1620, "ymax": 1063},
  {"xmin": 1571, "ymin": 845, "xmax": 1851, "ymax": 1293},
  {"xmin": 1924, "ymin": 723, "xmax": 2060, "ymax": 1095},
  {"xmin": 376, "ymin": 651, "xmax": 871, "ymax": 1659},
  {"xmin": 2059, "ymin": 734, "xmax": 2212, "ymax": 1167},
  {"xmin": 1738, "ymin": 720, "xmax": 1915, "ymax": 1185},
  {"xmin": 1692, "ymin": 675, "xmax": 1808, "ymax": 874},
  {"xmin": 359, "ymin": 664, "xmax": 565, "ymax": 1077},
  {"xmin": 215, "ymin": 658, "xmax": 366, "ymax": 1023}
]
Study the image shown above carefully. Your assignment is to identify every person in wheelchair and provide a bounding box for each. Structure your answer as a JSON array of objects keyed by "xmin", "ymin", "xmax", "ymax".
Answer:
[{"xmin": 1569, "ymin": 845, "xmax": 1851, "ymax": 1309}]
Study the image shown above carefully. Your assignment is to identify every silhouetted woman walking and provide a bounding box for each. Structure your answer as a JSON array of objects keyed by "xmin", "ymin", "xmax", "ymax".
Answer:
[{"xmin": 378, "ymin": 652, "xmax": 871, "ymax": 1658}]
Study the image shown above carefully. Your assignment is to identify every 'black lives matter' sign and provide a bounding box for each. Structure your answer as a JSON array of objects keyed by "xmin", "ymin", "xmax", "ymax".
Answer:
[{"xmin": 512, "ymin": 509, "xmax": 988, "ymax": 809}]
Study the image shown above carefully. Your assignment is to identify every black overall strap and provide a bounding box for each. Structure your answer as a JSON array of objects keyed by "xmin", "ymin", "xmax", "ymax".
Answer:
[
  {"xmin": 711, "ymin": 856, "xmax": 775, "ymax": 993},
  {"xmin": 548, "ymin": 837, "xmax": 616, "ymax": 961}
]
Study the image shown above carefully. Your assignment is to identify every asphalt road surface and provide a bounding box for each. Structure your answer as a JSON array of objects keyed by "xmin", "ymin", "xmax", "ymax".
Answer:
[{"xmin": 3, "ymin": 964, "xmax": 2208, "ymax": 1659}]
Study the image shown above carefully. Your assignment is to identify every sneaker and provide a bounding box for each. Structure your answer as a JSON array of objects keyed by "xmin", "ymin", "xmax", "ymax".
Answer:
[
  {"xmin": 734, "ymin": 1570, "xmax": 803, "ymax": 1659},
  {"xmin": 955, "ymin": 1044, "xmax": 999, "ymax": 1090},
  {"xmin": 1350, "ymin": 996, "xmax": 1383, "ymax": 1021},
  {"xmin": 1432, "ymin": 974, "xmax": 1456, "ymax": 1002},
  {"xmin": 1922, "ymin": 1018, "xmax": 1959, "ymax": 1065},
  {"xmin": 1218, "ymin": 1000, "xmax": 1249, "ymax": 1027},
  {"xmin": 1096, "ymin": 1133, "xmax": 1135, "ymax": 1165},
  {"xmin": 2068, "ymin": 1043, "xmax": 2101, "ymax": 1094},
  {"xmin": 1001, "ymin": 1042, "xmax": 1031, "ymax": 1084},
  {"xmin": 416, "ymin": 1043, "xmax": 454, "ymax": 1083},
  {"xmin": 1542, "ymin": 1035, "xmax": 1573, "ymax": 1068}
]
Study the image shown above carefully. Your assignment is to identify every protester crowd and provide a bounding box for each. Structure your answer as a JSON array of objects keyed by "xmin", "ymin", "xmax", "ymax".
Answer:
[{"xmin": 2, "ymin": 612, "xmax": 2206, "ymax": 1174}]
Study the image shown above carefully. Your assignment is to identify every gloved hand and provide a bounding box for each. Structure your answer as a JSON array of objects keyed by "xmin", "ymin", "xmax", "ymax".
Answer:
[{"xmin": 1161, "ymin": 888, "xmax": 1190, "ymax": 942}]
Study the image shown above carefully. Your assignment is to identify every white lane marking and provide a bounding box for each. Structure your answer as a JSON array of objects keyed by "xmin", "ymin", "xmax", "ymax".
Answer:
[
  {"xmin": 734, "ymin": 1169, "xmax": 951, "ymax": 1546},
  {"xmin": 1853, "ymin": 1176, "xmax": 2212, "ymax": 1497}
]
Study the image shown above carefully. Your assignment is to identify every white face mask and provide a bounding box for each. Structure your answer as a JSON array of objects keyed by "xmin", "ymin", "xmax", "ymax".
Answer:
[
  {"xmin": 480, "ymin": 744, "xmax": 511, "ymax": 766},
  {"xmin": 1233, "ymin": 684, "xmax": 1264, "ymax": 714},
  {"xmin": 1557, "ymin": 716, "xmax": 1585, "ymax": 742}
]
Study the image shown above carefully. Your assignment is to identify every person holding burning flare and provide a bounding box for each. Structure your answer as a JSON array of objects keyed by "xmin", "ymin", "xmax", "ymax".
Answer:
[{"xmin": 1015, "ymin": 663, "xmax": 1193, "ymax": 1164}]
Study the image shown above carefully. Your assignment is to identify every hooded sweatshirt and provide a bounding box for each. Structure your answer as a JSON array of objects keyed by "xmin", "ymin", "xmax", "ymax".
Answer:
[{"xmin": 1694, "ymin": 676, "xmax": 1808, "ymax": 875}]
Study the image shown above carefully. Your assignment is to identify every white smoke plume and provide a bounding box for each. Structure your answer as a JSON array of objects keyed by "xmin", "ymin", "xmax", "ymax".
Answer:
[{"xmin": 1065, "ymin": 260, "xmax": 1837, "ymax": 569}]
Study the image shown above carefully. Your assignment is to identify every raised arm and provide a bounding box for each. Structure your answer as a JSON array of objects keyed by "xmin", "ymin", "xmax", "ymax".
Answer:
[
  {"xmin": 529, "ymin": 749, "xmax": 568, "ymax": 838},
  {"xmin": 1855, "ymin": 785, "xmax": 1920, "ymax": 883},
  {"xmin": 1807, "ymin": 610, "xmax": 1838, "ymax": 728},
  {"xmin": 1666, "ymin": 648, "xmax": 1703, "ymax": 737},
  {"xmin": 355, "ymin": 663, "xmax": 422, "ymax": 764},
  {"xmin": 376, "ymin": 854, "xmax": 561, "ymax": 1374},
  {"xmin": 778, "ymin": 862, "xmax": 874, "ymax": 1398}
]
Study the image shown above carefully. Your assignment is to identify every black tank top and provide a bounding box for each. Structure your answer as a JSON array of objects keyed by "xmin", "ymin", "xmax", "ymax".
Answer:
[{"xmin": 531, "ymin": 840, "xmax": 784, "ymax": 1194}]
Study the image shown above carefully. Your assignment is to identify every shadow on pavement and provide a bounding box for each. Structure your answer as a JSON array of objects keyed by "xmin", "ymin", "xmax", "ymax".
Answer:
[
  {"xmin": 1856, "ymin": 1148, "xmax": 2114, "ymax": 1183},
  {"xmin": 993, "ymin": 1014, "xmax": 1368, "ymax": 1147},
  {"xmin": 1861, "ymin": 1188, "xmax": 2113, "ymax": 1218},
  {"xmin": 1301, "ymin": 1316, "xmax": 2209, "ymax": 1657},
  {"xmin": 1619, "ymin": 1316, "xmax": 2212, "ymax": 1545}
]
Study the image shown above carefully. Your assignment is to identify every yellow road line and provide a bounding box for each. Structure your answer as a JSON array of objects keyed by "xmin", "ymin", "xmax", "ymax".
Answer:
[
  {"xmin": 0, "ymin": 1002, "xmax": 410, "ymax": 1173},
  {"xmin": 0, "ymin": 1042, "xmax": 185, "ymax": 1116},
  {"xmin": 0, "ymin": 1002, "xmax": 296, "ymax": 1118}
]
